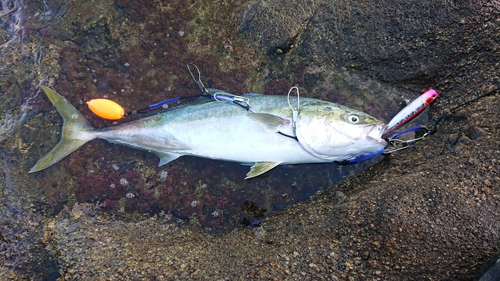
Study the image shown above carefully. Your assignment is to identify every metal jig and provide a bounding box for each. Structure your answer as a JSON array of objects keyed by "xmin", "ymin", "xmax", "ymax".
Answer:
[{"xmin": 383, "ymin": 89, "xmax": 438, "ymax": 137}]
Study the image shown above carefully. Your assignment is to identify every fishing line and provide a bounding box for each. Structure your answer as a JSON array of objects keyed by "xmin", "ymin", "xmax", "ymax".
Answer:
[{"xmin": 428, "ymin": 87, "xmax": 500, "ymax": 135}]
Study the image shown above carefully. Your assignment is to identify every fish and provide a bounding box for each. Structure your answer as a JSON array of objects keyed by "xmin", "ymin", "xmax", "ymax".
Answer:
[{"xmin": 29, "ymin": 86, "xmax": 387, "ymax": 179}]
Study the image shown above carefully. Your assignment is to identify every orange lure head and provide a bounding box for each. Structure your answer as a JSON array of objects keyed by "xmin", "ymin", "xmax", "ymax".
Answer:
[{"xmin": 87, "ymin": 99, "xmax": 125, "ymax": 120}]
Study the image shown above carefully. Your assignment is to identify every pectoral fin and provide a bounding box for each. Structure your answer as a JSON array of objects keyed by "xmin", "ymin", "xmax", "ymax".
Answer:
[
  {"xmin": 248, "ymin": 113, "xmax": 290, "ymax": 133},
  {"xmin": 245, "ymin": 162, "xmax": 281, "ymax": 179},
  {"xmin": 153, "ymin": 152, "xmax": 181, "ymax": 166}
]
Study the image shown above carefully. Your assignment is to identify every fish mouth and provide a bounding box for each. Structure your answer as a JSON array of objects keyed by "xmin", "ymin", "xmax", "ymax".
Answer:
[{"xmin": 366, "ymin": 122, "xmax": 387, "ymax": 146}]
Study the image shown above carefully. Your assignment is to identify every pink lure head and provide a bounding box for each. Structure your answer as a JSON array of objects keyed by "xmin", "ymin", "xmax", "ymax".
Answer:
[{"xmin": 422, "ymin": 89, "xmax": 439, "ymax": 104}]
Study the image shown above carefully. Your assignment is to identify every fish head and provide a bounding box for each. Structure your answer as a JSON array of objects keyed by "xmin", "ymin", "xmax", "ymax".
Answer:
[{"xmin": 296, "ymin": 102, "xmax": 387, "ymax": 161}]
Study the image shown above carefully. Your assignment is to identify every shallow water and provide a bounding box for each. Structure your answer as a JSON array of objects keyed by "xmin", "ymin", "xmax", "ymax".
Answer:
[{"xmin": 0, "ymin": 0, "xmax": 428, "ymax": 278}]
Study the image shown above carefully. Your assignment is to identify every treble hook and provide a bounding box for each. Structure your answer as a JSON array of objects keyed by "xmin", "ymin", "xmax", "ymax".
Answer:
[
  {"xmin": 287, "ymin": 86, "xmax": 300, "ymax": 127},
  {"xmin": 187, "ymin": 63, "xmax": 208, "ymax": 94}
]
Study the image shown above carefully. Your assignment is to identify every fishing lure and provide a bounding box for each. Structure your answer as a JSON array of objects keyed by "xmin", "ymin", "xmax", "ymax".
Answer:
[{"xmin": 383, "ymin": 89, "xmax": 439, "ymax": 137}]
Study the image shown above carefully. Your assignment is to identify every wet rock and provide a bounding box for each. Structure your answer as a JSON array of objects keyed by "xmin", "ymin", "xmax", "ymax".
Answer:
[
  {"xmin": 445, "ymin": 134, "xmax": 473, "ymax": 155},
  {"xmin": 475, "ymin": 252, "xmax": 500, "ymax": 281},
  {"xmin": 333, "ymin": 191, "xmax": 347, "ymax": 204},
  {"xmin": 254, "ymin": 227, "xmax": 266, "ymax": 238},
  {"xmin": 211, "ymin": 186, "xmax": 222, "ymax": 196},
  {"xmin": 451, "ymin": 143, "xmax": 464, "ymax": 154},
  {"xmin": 452, "ymin": 110, "xmax": 470, "ymax": 121},
  {"xmin": 239, "ymin": 0, "xmax": 500, "ymax": 87},
  {"xmin": 458, "ymin": 135, "xmax": 472, "ymax": 145},
  {"xmin": 468, "ymin": 125, "xmax": 487, "ymax": 140},
  {"xmin": 239, "ymin": 0, "xmax": 318, "ymax": 55},
  {"xmin": 447, "ymin": 134, "xmax": 458, "ymax": 145}
]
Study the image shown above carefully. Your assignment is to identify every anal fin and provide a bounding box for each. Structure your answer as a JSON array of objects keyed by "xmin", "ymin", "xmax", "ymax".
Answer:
[
  {"xmin": 245, "ymin": 162, "xmax": 280, "ymax": 179},
  {"xmin": 153, "ymin": 152, "xmax": 181, "ymax": 166}
]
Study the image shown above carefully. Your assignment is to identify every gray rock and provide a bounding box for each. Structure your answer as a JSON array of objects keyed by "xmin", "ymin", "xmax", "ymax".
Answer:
[
  {"xmin": 239, "ymin": 0, "xmax": 499, "ymax": 88},
  {"xmin": 333, "ymin": 191, "xmax": 347, "ymax": 204},
  {"xmin": 469, "ymin": 126, "xmax": 487, "ymax": 140}
]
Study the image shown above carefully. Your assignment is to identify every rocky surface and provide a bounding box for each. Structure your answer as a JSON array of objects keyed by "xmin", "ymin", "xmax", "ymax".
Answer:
[
  {"xmin": 32, "ymin": 92, "xmax": 499, "ymax": 280},
  {"xmin": 240, "ymin": 0, "xmax": 500, "ymax": 90},
  {"xmin": 0, "ymin": 0, "xmax": 499, "ymax": 280}
]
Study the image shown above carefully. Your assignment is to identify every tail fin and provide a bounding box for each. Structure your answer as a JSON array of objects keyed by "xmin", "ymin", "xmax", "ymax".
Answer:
[{"xmin": 29, "ymin": 86, "xmax": 96, "ymax": 173}]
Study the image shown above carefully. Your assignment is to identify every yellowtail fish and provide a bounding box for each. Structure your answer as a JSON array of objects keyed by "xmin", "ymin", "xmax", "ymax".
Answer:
[{"xmin": 30, "ymin": 86, "xmax": 386, "ymax": 179}]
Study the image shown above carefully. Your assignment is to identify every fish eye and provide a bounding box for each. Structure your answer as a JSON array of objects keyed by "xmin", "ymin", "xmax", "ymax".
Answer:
[{"xmin": 348, "ymin": 115, "xmax": 360, "ymax": 124}]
